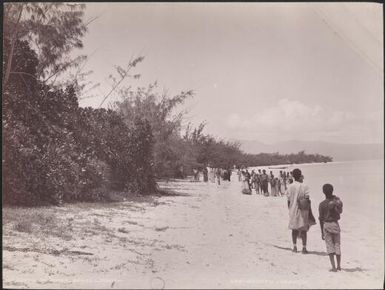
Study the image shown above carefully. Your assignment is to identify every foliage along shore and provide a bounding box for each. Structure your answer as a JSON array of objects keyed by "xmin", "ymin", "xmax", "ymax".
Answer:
[{"xmin": 3, "ymin": 3, "xmax": 332, "ymax": 206}]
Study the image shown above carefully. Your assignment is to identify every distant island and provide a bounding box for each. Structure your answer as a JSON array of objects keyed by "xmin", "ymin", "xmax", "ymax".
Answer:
[
  {"xmin": 240, "ymin": 150, "xmax": 332, "ymax": 168},
  {"xmin": 238, "ymin": 140, "xmax": 383, "ymax": 162}
]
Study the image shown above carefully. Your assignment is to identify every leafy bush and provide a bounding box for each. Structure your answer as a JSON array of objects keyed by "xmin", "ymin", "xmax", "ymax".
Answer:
[{"xmin": 3, "ymin": 40, "xmax": 157, "ymax": 206}]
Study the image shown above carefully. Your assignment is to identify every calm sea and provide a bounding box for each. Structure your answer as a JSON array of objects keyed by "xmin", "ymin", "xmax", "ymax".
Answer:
[{"xmin": 251, "ymin": 159, "xmax": 384, "ymax": 220}]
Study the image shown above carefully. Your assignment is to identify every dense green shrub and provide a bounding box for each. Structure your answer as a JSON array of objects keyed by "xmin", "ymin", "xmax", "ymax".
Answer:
[{"xmin": 3, "ymin": 41, "xmax": 157, "ymax": 205}]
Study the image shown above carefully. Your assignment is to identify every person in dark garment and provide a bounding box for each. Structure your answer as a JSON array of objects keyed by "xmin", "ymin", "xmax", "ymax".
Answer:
[
  {"xmin": 261, "ymin": 169, "xmax": 269, "ymax": 195},
  {"xmin": 203, "ymin": 167, "xmax": 208, "ymax": 182}
]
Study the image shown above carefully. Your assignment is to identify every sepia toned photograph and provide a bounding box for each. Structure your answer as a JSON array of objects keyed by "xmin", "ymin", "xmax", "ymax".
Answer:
[{"xmin": 2, "ymin": 2, "xmax": 383, "ymax": 289}]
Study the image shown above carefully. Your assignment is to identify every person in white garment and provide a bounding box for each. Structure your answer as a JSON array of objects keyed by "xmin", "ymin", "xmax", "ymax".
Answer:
[{"xmin": 287, "ymin": 168, "xmax": 316, "ymax": 254}]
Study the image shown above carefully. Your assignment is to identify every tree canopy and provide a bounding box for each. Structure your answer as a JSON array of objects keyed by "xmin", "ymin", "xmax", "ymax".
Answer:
[
  {"xmin": 3, "ymin": 3, "xmax": 88, "ymax": 89},
  {"xmin": 2, "ymin": 4, "xmax": 332, "ymax": 206}
]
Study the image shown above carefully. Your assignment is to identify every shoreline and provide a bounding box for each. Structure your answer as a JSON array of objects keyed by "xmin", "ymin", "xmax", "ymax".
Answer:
[
  {"xmin": 248, "ymin": 158, "xmax": 383, "ymax": 170},
  {"xmin": 3, "ymin": 177, "xmax": 383, "ymax": 289}
]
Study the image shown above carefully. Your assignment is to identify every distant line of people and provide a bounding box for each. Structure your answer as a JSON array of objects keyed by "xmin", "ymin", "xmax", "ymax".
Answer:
[
  {"xmin": 193, "ymin": 167, "xmax": 232, "ymax": 185},
  {"xmin": 240, "ymin": 166, "xmax": 344, "ymax": 272},
  {"xmin": 238, "ymin": 168, "xmax": 293, "ymax": 196},
  {"xmin": 192, "ymin": 164, "xmax": 344, "ymax": 272}
]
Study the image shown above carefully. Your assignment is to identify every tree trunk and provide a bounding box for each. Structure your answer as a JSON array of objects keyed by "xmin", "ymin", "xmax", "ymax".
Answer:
[{"xmin": 3, "ymin": 4, "xmax": 24, "ymax": 88}]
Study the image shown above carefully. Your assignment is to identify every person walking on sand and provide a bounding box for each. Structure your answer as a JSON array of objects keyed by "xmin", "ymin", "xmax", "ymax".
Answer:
[
  {"xmin": 269, "ymin": 171, "xmax": 276, "ymax": 196},
  {"xmin": 319, "ymin": 183, "xmax": 343, "ymax": 272},
  {"xmin": 210, "ymin": 168, "xmax": 216, "ymax": 183},
  {"xmin": 237, "ymin": 168, "xmax": 242, "ymax": 182},
  {"xmin": 278, "ymin": 171, "xmax": 284, "ymax": 195},
  {"xmin": 241, "ymin": 170, "xmax": 251, "ymax": 194},
  {"xmin": 287, "ymin": 172, "xmax": 293, "ymax": 185},
  {"xmin": 261, "ymin": 169, "xmax": 269, "ymax": 196},
  {"xmin": 277, "ymin": 171, "xmax": 282, "ymax": 193},
  {"xmin": 245, "ymin": 169, "xmax": 252, "ymax": 191},
  {"xmin": 287, "ymin": 169, "xmax": 316, "ymax": 254},
  {"xmin": 193, "ymin": 168, "xmax": 199, "ymax": 181},
  {"xmin": 253, "ymin": 171, "xmax": 260, "ymax": 194},
  {"xmin": 215, "ymin": 168, "xmax": 221, "ymax": 185},
  {"xmin": 227, "ymin": 168, "xmax": 232, "ymax": 181},
  {"xmin": 203, "ymin": 167, "xmax": 208, "ymax": 182},
  {"xmin": 257, "ymin": 169, "xmax": 263, "ymax": 194},
  {"xmin": 274, "ymin": 176, "xmax": 280, "ymax": 197},
  {"xmin": 222, "ymin": 168, "xmax": 227, "ymax": 181},
  {"xmin": 281, "ymin": 171, "xmax": 287, "ymax": 193},
  {"xmin": 251, "ymin": 170, "xmax": 256, "ymax": 189}
]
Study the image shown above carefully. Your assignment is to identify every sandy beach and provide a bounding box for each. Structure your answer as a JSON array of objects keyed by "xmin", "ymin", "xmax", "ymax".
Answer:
[
  {"xmin": 3, "ymin": 171, "xmax": 383, "ymax": 289},
  {"xmin": 3, "ymin": 2, "xmax": 383, "ymax": 289}
]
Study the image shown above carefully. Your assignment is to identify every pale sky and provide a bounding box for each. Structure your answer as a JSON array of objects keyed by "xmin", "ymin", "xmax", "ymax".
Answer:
[{"xmin": 77, "ymin": 2, "xmax": 383, "ymax": 144}]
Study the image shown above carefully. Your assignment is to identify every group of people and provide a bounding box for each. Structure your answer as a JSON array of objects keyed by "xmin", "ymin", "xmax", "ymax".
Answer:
[
  {"xmin": 239, "ymin": 167, "xmax": 344, "ymax": 272},
  {"xmin": 238, "ymin": 168, "xmax": 292, "ymax": 196},
  {"xmin": 193, "ymin": 167, "xmax": 232, "ymax": 185},
  {"xmin": 286, "ymin": 168, "xmax": 344, "ymax": 272},
  {"xmin": 194, "ymin": 165, "xmax": 344, "ymax": 272}
]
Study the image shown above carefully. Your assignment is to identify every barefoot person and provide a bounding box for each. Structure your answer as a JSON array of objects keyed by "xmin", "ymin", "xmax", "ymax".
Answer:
[
  {"xmin": 241, "ymin": 170, "xmax": 251, "ymax": 194},
  {"xmin": 269, "ymin": 171, "xmax": 275, "ymax": 196},
  {"xmin": 287, "ymin": 172, "xmax": 293, "ymax": 185},
  {"xmin": 193, "ymin": 168, "xmax": 199, "ymax": 181},
  {"xmin": 319, "ymin": 183, "xmax": 343, "ymax": 272},
  {"xmin": 257, "ymin": 169, "xmax": 262, "ymax": 194},
  {"xmin": 287, "ymin": 168, "xmax": 316, "ymax": 254},
  {"xmin": 209, "ymin": 167, "xmax": 215, "ymax": 183},
  {"xmin": 253, "ymin": 170, "xmax": 260, "ymax": 194},
  {"xmin": 250, "ymin": 170, "xmax": 256, "ymax": 189},
  {"xmin": 274, "ymin": 176, "xmax": 280, "ymax": 197},
  {"xmin": 203, "ymin": 167, "xmax": 208, "ymax": 182},
  {"xmin": 245, "ymin": 169, "xmax": 252, "ymax": 192},
  {"xmin": 215, "ymin": 168, "xmax": 221, "ymax": 185},
  {"xmin": 261, "ymin": 169, "xmax": 269, "ymax": 196},
  {"xmin": 279, "ymin": 171, "xmax": 286, "ymax": 195},
  {"xmin": 237, "ymin": 168, "xmax": 242, "ymax": 182}
]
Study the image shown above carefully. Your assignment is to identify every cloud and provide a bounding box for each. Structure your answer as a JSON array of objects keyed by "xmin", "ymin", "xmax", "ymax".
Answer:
[{"xmin": 225, "ymin": 98, "xmax": 382, "ymax": 143}]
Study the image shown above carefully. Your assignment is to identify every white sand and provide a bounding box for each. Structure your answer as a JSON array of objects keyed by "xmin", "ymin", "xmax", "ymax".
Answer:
[{"xmin": 3, "ymin": 179, "xmax": 384, "ymax": 289}]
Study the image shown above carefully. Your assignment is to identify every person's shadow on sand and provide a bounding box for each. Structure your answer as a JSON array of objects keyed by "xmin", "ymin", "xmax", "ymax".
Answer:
[
  {"xmin": 273, "ymin": 245, "xmax": 328, "ymax": 256},
  {"xmin": 342, "ymin": 267, "xmax": 366, "ymax": 272},
  {"xmin": 273, "ymin": 245, "xmax": 367, "ymax": 272},
  {"xmin": 272, "ymin": 245, "xmax": 366, "ymax": 272}
]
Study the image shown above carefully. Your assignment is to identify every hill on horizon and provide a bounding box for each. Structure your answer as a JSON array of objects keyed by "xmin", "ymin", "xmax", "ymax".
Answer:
[{"xmin": 238, "ymin": 139, "xmax": 384, "ymax": 162}]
